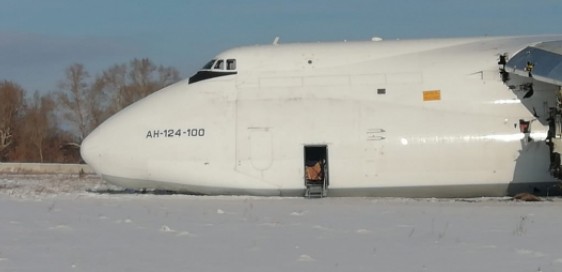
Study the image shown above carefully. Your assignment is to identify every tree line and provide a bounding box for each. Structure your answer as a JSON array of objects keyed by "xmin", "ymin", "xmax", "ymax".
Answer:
[{"xmin": 0, "ymin": 58, "xmax": 180, "ymax": 163}]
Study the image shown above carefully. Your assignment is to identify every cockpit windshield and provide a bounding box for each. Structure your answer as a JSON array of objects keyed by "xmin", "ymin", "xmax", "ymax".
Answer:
[
  {"xmin": 201, "ymin": 59, "xmax": 237, "ymax": 71},
  {"xmin": 189, "ymin": 58, "xmax": 238, "ymax": 84},
  {"xmin": 214, "ymin": 60, "xmax": 225, "ymax": 70},
  {"xmin": 202, "ymin": 59, "xmax": 216, "ymax": 70}
]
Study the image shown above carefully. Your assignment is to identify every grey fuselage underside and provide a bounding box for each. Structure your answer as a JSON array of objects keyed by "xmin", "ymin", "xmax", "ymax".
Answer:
[{"xmin": 103, "ymin": 175, "xmax": 561, "ymax": 197}]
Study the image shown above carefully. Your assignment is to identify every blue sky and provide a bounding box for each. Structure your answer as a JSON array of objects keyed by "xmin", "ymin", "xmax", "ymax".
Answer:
[{"xmin": 1, "ymin": 0, "xmax": 562, "ymax": 93}]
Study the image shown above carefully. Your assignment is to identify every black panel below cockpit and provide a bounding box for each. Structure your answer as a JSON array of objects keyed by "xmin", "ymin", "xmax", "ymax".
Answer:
[{"xmin": 188, "ymin": 71, "xmax": 237, "ymax": 84}]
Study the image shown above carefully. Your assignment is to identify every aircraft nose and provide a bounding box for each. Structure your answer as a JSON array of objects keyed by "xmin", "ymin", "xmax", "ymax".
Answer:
[
  {"xmin": 79, "ymin": 92, "xmax": 160, "ymax": 180},
  {"xmin": 80, "ymin": 128, "xmax": 103, "ymax": 172},
  {"xmin": 79, "ymin": 81, "xmax": 194, "ymax": 186}
]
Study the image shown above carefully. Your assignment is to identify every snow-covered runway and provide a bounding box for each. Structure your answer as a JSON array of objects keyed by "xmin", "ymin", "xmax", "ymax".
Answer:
[{"xmin": 1, "ymin": 175, "xmax": 562, "ymax": 272}]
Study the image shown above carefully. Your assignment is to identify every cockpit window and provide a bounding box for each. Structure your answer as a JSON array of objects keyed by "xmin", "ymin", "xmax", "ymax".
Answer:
[
  {"xmin": 189, "ymin": 58, "xmax": 238, "ymax": 84},
  {"xmin": 227, "ymin": 59, "xmax": 236, "ymax": 70},
  {"xmin": 201, "ymin": 59, "xmax": 237, "ymax": 71},
  {"xmin": 214, "ymin": 60, "xmax": 225, "ymax": 70},
  {"xmin": 202, "ymin": 59, "xmax": 216, "ymax": 70}
]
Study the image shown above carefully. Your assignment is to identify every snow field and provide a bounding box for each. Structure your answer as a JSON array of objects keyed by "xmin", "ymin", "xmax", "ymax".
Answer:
[{"xmin": 1, "ymin": 175, "xmax": 562, "ymax": 272}]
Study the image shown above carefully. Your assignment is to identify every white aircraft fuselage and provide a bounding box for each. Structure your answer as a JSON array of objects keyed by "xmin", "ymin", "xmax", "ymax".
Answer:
[{"xmin": 81, "ymin": 35, "xmax": 562, "ymax": 197}]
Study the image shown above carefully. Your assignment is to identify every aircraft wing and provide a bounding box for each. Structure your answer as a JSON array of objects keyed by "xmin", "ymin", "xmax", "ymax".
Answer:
[{"xmin": 505, "ymin": 40, "xmax": 562, "ymax": 86}]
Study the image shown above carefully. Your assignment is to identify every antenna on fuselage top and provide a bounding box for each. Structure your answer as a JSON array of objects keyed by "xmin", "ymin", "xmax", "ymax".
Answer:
[{"xmin": 273, "ymin": 36, "xmax": 280, "ymax": 45}]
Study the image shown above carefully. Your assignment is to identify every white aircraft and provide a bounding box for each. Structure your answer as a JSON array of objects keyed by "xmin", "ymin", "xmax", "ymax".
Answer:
[{"xmin": 81, "ymin": 35, "xmax": 562, "ymax": 197}]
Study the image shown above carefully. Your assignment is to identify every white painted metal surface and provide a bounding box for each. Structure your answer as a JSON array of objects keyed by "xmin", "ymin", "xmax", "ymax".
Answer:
[{"xmin": 81, "ymin": 35, "xmax": 562, "ymax": 197}]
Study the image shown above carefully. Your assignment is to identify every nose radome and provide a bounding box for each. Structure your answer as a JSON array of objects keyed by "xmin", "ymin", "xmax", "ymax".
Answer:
[
  {"xmin": 79, "ymin": 93, "xmax": 160, "ymax": 177},
  {"xmin": 80, "ymin": 82, "xmax": 189, "ymax": 182},
  {"xmin": 80, "ymin": 128, "xmax": 103, "ymax": 172}
]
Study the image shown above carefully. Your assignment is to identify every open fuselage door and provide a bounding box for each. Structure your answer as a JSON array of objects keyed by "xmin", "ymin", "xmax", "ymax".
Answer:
[{"xmin": 304, "ymin": 145, "xmax": 329, "ymax": 198}]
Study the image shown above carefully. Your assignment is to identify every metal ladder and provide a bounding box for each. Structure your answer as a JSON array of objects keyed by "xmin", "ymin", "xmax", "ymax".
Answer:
[{"xmin": 305, "ymin": 181, "xmax": 327, "ymax": 198}]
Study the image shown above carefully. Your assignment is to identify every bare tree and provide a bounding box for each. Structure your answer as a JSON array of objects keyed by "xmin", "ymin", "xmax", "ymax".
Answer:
[
  {"xmin": 127, "ymin": 58, "xmax": 180, "ymax": 101},
  {"xmin": 57, "ymin": 63, "xmax": 91, "ymax": 141},
  {"xmin": 0, "ymin": 80, "xmax": 24, "ymax": 160},
  {"xmin": 99, "ymin": 64, "xmax": 128, "ymax": 115},
  {"xmin": 0, "ymin": 59, "xmax": 180, "ymax": 163},
  {"xmin": 21, "ymin": 92, "xmax": 56, "ymax": 162},
  {"xmin": 56, "ymin": 60, "xmax": 180, "ymax": 144},
  {"xmin": 88, "ymin": 75, "xmax": 112, "ymax": 130},
  {"xmin": 157, "ymin": 65, "xmax": 180, "ymax": 90},
  {"xmin": 129, "ymin": 58, "xmax": 157, "ymax": 98},
  {"xmin": 95, "ymin": 58, "xmax": 180, "ymax": 115}
]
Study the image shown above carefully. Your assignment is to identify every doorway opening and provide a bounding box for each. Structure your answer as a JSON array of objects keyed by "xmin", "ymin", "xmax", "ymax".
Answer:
[{"xmin": 304, "ymin": 145, "xmax": 328, "ymax": 198}]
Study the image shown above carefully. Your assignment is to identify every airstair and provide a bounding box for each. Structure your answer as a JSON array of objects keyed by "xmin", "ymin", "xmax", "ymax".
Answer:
[
  {"xmin": 304, "ymin": 159, "xmax": 328, "ymax": 198},
  {"xmin": 305, "ymin": 181, "xmax": 327, "ymax": 198}
]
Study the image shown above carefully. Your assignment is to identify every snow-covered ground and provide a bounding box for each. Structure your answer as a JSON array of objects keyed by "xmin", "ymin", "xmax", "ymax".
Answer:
[{"xmin": 1, "ymin": 175, "xmax": 562, "ymax": 272}]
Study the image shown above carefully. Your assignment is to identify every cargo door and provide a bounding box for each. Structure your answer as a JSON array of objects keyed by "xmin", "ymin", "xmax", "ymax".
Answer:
[{"xmin": 304, "ymin": 145, "xmax": 328, "ymax": 198}]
